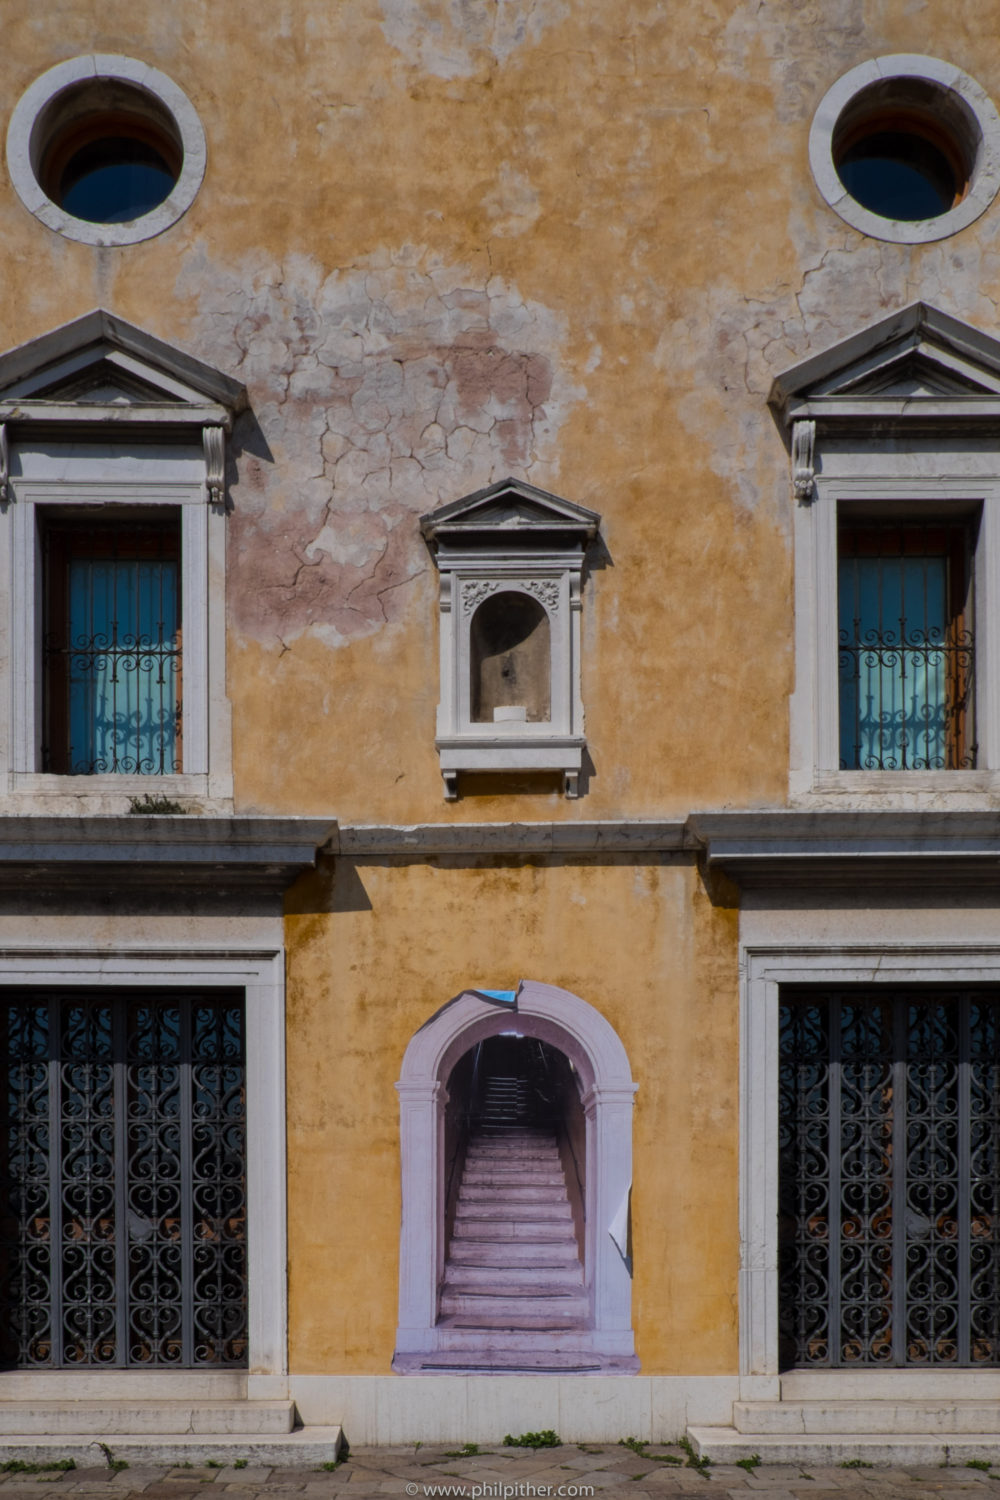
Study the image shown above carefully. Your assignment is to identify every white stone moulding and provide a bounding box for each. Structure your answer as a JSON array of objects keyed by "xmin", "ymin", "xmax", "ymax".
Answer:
[
  {"xmin": 394, "ymin": 979, "xmax": 638, "ymax": 1371},
  {"xmin": 5, "ymin": 475, "xmax": 230, "ymax": 806},
  {"xmin": 0, "ymin": 312, "xmax": 246, "ymax": 811},
  {"xmin": 421, "ymin": 477, "xmax": 599, "ymax": 800},
  {"xmin": 809, "ymin": 55, "xmax": 1000, "ymax": 245},
  {"xmin": 0, "ymin": 944, "xmax": 287, "ymax": 1378},
  {"xmin": 6, "ymin": 54, "xmax": 207, "ymax": 247},
  {"xmin": 771, "ymin": 304, "xmax": 1000, "ymax": 806},
  {"xmin": 739, "ymin": 941, "xmax": 1000, "ymax": 1382}
]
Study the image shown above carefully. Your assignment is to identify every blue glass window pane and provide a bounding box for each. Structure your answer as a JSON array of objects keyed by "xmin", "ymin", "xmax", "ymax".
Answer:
[
  {"xmin": 59, "ymin": 141, "xmax": 175, "ymax": 224},
  {"xmin": 67, "ymin": 557, "xmax": 180, "ymax": 775},
  {"xmin": 837, "ymin": 529, "xmax": 969, "ymax": 771}
]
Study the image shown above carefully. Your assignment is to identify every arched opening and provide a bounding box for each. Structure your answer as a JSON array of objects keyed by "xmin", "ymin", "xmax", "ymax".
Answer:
[
  {"xmin": 470, "ymin": 592, "xmax": 551, "ymax": 723},
  {"xmin": 394, "ymin": 982, "xmax": 638, "ymax": 1374}
]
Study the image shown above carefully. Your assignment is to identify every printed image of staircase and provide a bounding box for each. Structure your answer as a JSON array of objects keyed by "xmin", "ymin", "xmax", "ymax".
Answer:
[{"xmin": 425, "ymin": 1059, "xmax": 599, "ymax": 1373}]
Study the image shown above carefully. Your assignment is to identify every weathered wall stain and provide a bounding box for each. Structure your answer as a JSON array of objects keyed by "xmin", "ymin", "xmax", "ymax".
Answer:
[
  {"xmin": 379, "ymin": 0, "xmax": 569, "ymax": 78},
  {"xmin": 177, "ymin": 247, "xmax": 582, "ymax": 646}
]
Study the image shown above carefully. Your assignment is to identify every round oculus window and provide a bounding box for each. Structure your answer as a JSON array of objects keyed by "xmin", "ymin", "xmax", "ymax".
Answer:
[
  {"xmin": 6, "ymin": 55, "xmax": 206, "ymax": 246},
  {"xmin": 809, "ymin": 57, "xmax": 1000, "ymax": 244}
]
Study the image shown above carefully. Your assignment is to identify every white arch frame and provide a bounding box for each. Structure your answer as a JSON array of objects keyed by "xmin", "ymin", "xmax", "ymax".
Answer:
[{"xmin": 394, "ymin": 979, "xmax": 638, "ymax": 1368}]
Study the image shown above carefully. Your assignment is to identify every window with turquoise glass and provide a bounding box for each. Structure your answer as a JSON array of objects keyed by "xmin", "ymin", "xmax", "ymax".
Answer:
[
  {"xmin": 837, "ymin": 515, "xmax": 976, "ymax": 770},
  {"xmin": 42, "ymin": 514, "xmax": 181, "ymax": 775}
]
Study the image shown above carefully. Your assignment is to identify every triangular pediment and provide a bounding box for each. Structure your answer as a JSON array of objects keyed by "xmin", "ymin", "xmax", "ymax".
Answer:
[
  {"xmin": 0, "ymin": 310, "xmax": 246, "ymax": 415},
  {"xmin": 421, "ymin": 478, "xmax": 600, "ymax": 545},
  {"xmin": 770, "ymin": 303, "xmax": 1000, "ymax": 421}
]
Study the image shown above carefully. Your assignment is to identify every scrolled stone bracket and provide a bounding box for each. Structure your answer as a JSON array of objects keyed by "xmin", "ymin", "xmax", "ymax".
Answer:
[
  {"xmin": 204, "ymin": 425, "xmax": 226, "ymax": 509},
  {"xmin": 0, "ymin": 423, "xmax": 9, "ymax": 508},
  {"xmin": 792, "ymin": 418, "xmax": 816, "ymax": 503}
]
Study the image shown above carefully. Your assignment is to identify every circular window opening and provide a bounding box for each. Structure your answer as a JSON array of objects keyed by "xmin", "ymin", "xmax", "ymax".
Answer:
[
  {"xmin": 38, "ymin": 88, "xmax": 183, "ymax": 225},
  {"xmin": 6, "ymin": 56, "xmax": 206, "ymax": 246},
  {"xmin": 810, "ymin": 58, "xmax": 1000, "ymax": 244}
]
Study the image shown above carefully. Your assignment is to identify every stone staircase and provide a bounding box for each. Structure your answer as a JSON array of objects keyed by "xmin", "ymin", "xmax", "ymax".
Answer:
[
  {"xmin": 0, "ymin": 1375, "xmax": 342, "ymax": 1466},
  {"xmin": 424, "ymin": 1071, "xmax": 597, "ymax": 1373},
  {"xmin": 689, "ymin": 1373, "xmax": 1000, "ymax": 1464}
]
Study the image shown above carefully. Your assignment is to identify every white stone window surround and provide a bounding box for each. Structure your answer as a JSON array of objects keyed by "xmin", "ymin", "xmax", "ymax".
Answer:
[
  {"xmin": 6, "ymin": 54, "xmax": 207, "ymax": 248},
  {"xmin": 3, "ymin": 442, "xmax": 231, "ymax": 808},
  {"xmin": 740, "ymin": 941, "xmax": 1000, "ymax": 1388},
  {"xmin": 394, "ymin": 980, "xmax": 638, "ymax": 1369},
  {"xmin": 438, "ymin": 568, "xmax": 581, "ymax": 762},
  {"xmin": 789, "ymin": 464, "xmax": 1000, "ymax": 804},
  {"xmin": 809, "ymin": 55, "xmax": 1000, "ymax": 245},
  {"xmin": 0, "ymin": 943, "xmax": 287, "ymax": 1379}
]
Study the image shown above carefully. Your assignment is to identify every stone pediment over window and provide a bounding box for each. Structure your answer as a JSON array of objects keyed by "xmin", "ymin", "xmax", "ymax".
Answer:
[
  {"xmin": 770, "ymin": 303, "xmax": 1000, "ymax": 802},
  {"xmin": 769, "ymin": 302, "xmax": 1000, "ymax": 450},
  {"xmin": 0, "ymin": 313, "xmax": 247, "ymax": 812},
  {"xmin": 0, "ymin": 309, "xmax": 247, "ymax": 437},
  {"xmin": 422, "ymin": 478, "xmax": 600, "ymax": 800}
]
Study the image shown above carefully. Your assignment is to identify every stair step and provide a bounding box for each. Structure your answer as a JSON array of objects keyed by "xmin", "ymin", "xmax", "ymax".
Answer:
[
  {"xmin": 456, "ymin": 1201, "xmax": 572, "ymax": 1221},
  {"xmin": 411, "ymin": 1352, "xmax": 602, "ymax": 1373},
  {"xmin": 687, "ymin": 1428, "xmax": 1000, "ymax": 1465},
  {"xmin": 461, "ymin": 1185, "xmax": 568, "ymax": 1203},
  {"xmin": 453, "ymin": 1218, "xmax": 575, "ymax": 1240},
  {"xmin": 443, "ymin": 1264, "xmax": 584, "ymax": 1289},
  {"xmin": 463, "ymin": 1170, "xmax": 567, "ymax": 1187},
  {"xmin": 734, "ymin": 1400, "xmax": 1000, "ymax": 1436},
  {"xmin": 449, "ymin": 1242, "xmax": 579, "ymax": 1265},
  {"xmin": 0, "ymin": 1429, "xmax": 344, "ymax": 1468},
  {"xmin": 0, "ymin": 1401, "xmax": 296, "ymax": 1437},
  {"xmin": 435, "ymin": 1323, "xmax": 597, "ymax": 1351},
  {"xmin": 440, "ymin": 1291, "xmax": 589, "ymax": 1320}
]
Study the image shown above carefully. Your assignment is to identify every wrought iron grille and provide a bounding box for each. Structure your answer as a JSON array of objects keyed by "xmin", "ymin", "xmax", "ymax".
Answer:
[
  {"xmin": 779, "ymin": 988, "xmax": 1000, "ymax": 1368},
  {"xmin": 838, "ymin": 518, "xmax": 976, "ymax": 770},
  {"xmin": 0, "ymin": 991, "xmax": 247, "ymax": 1369},
  {"xmin": 42, "ymin": 519, "xmax": 182, "ymax": 775}
]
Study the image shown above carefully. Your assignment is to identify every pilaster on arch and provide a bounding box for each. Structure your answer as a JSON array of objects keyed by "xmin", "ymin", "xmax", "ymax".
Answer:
[{"xmin": 394, "ymin": 980, "xmax": 639, "ymax": 1372}]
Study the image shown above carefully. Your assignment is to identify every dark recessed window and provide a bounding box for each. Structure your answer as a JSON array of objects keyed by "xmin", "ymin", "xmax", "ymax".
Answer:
[
  {"xmin": 38, "ymin": 89, "xmax": 182, "ymax": 227},
  {"xmin": 832, "ymin": 89, "xmax": 973, "ymax": 225},
  {"xmin": 837, "ymin": 127, "xmax": 959, "ymax": 221}
]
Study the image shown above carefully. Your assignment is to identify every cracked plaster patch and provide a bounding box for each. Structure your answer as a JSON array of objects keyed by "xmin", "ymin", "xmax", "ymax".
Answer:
[
  {"xmin": 379, "ymin": 0, "xmax": 568, "ymax": 78},
  {"xmin": 176, "ymin": 247, "xmax": 583, "ymax": 647}
]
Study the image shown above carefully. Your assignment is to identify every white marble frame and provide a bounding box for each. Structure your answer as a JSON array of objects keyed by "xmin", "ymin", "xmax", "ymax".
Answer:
[
  {"xmin": 6, "ymin": 54, "xmax": 207, "ymax": 247},
  {"xmin": 5, "ymin": 473, "xmax": 231, "ymax": 805},
  {"xmin": 0, "ymin": 944, "xmax": 287, "ymax": 1376},
  {"xmin": 740, "ymin": 943, "xmax": 1000, "ymax": 1379},
  {"xmin": 789, "ymin": 470, "xmax": 1000, "ymax": 801},
  {"xmin": 808, "ymin": 55, "xmax": 1000, "ymax": 245},
  {"xmin": 394, "ymin": 980, "xmax": 638, "ymax": 1364}
]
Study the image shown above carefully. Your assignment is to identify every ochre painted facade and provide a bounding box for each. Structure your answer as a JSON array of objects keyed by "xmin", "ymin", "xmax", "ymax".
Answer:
[
  {"xmin": 6, "ymin": 0, "xmax": 1000, "ymax": 1453},
  {"xmin": 285, "ymin": 858, "xmax": 739, "ymax": 1375}
]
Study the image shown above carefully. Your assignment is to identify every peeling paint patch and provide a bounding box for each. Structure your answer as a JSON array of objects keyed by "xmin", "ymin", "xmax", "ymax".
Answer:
[
  {"xmin": 177, "ymin": 247, "xmax": 583, "ymax": 647},
  {"xmin": 379, "ymin": 0, "xmax": 568, "ymax": 78}
]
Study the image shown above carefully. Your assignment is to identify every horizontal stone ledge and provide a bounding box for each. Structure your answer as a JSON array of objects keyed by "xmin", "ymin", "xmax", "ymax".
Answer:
[{"xmin": 337, "ymin": 820, "xmax": 692, "ymax": 856}]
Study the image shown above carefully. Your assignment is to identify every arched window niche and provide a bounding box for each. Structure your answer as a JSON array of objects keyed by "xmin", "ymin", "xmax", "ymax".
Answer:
[
  {"xmin": 470, "ymin": 590, "xmax": 551, "ymax": 724},
  {"xmin": 421, "ymin": 477, "xmax": 600, "ymax": 799},
  {"xmin": 394, "ymin": 980, "xmax": 639, "ymax": 1374}
]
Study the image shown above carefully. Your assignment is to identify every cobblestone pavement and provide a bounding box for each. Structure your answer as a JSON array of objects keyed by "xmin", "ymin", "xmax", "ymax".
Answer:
[{"xmin": 1, "ymin": 1445, "xmax": 1000, "ymax": 1500}]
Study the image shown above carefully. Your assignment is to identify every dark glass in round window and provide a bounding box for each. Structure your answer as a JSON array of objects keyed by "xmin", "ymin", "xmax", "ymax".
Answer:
[
  {"xmin": 57, "ymin": 137, "xmax": 176, "ymax": 224},
  {"xmin": 836, "ymin": 130, "xmax": 959, "ymax": 221}
]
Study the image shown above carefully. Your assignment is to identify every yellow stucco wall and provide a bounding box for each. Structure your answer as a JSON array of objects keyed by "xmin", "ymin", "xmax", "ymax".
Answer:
[
  {"xmin": 285, "ymin": 855, "xmax": 739, "ymax": 1375},
  {"xmin": 6, "ymin": 1, "xmax": 1000, "ymax": 822}
]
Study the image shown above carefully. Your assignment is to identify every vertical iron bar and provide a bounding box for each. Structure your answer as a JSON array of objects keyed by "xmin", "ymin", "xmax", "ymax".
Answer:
[
  {"xmin": 113, "ymin": 1000, "xmax": 128, "ymax": 1367},
  {"xmin": 180, "ymin": 999, "xmax": 194, "ymax": 1367},
  {"xmin": 959, "ymin": 995, "xmax": 971, "ymax": 1365},
  {"xmin": 892, "ymin": 998, "xmax": 908, "ymax": 1365},
  {"xmin": 48, "ymin": 997, "xmax": 62, "ymax": 1368},
  {"xmin": 829, "ymin": 996, "xmax": 842, "ymax": 1365}
]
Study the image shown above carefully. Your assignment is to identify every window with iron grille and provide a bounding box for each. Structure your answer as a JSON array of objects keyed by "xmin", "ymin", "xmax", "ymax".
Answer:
[
  {"xmin": 41, "ymin": 513, "xmax": 181, "ymax": 775},
  {"xmin": 837, "ymin": 511, "xmax": 978, "ymax": 770},
  {"xmin": 779, "ymin": 986, "xmax": 1000, "ymax": 1369},
  {"xmin": 0, "ymin": 989, "xmax": 247, "ymax": 1370}
]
